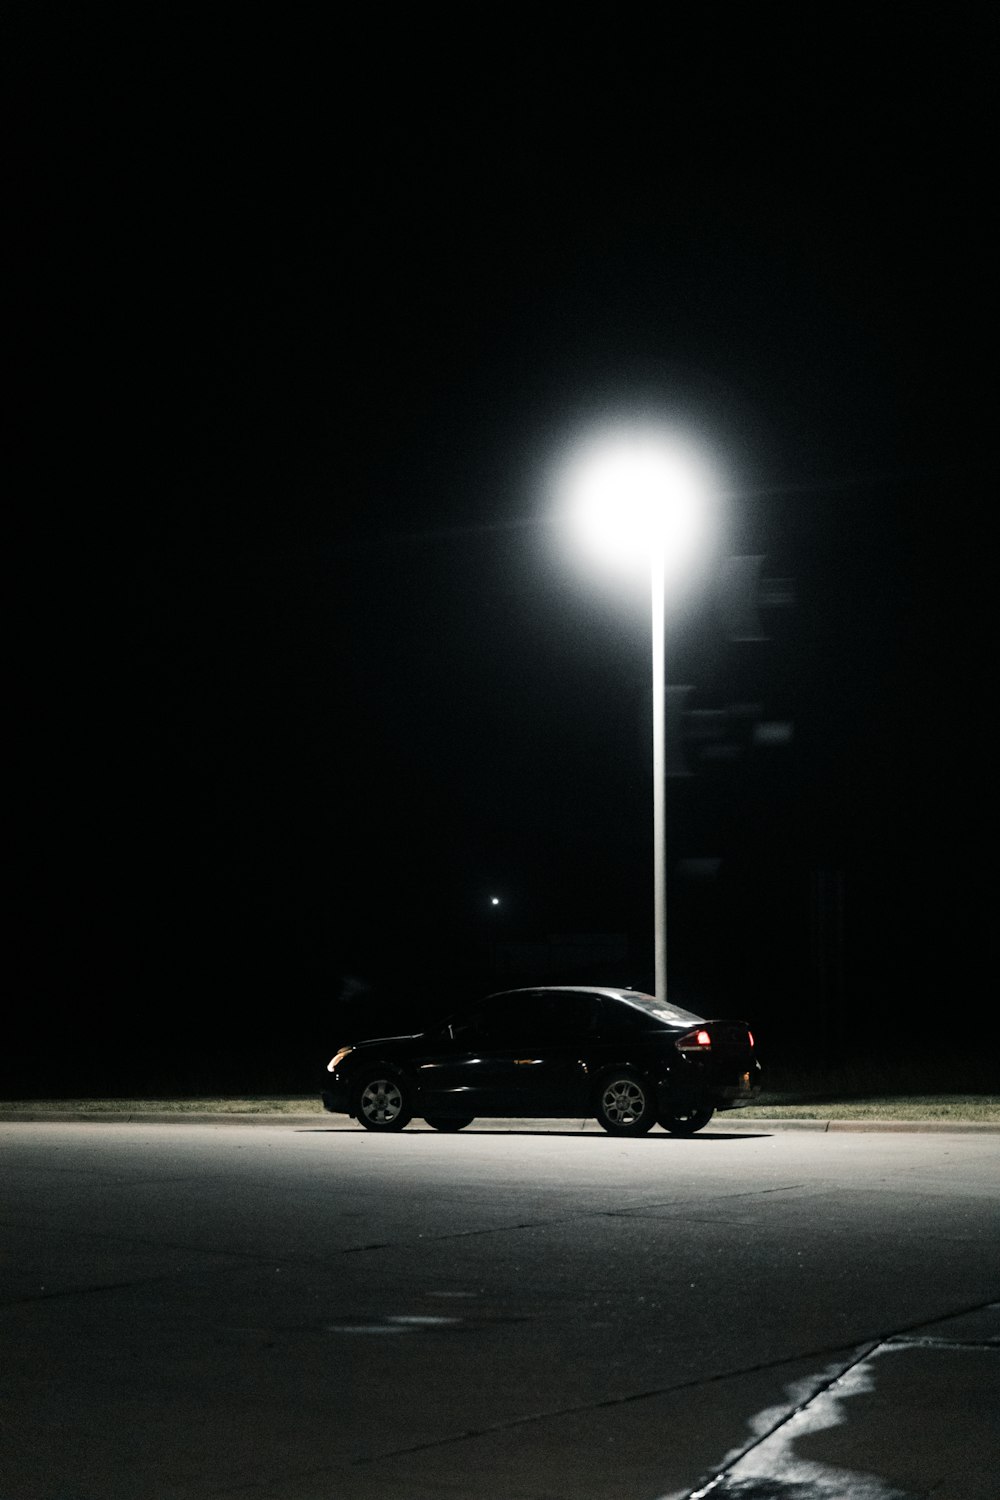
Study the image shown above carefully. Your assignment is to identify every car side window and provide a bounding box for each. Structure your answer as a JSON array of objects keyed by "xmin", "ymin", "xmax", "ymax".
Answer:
[
  {"xmin": 539, "ymin": 993, "xmax": 602, "ymax": 1039},
  {"xmin": 451, "ymin": 993, "xmax": 604, "ymax": 1046},
  {"xmin": 597, "ymin": 998, "xmax": 643, "ymax": 1037},
  {"xmin": 491, "ymin": 992, "xmax": 591, "ymax": 1044},
  {"xmin": 450, "ymin": 1008, "xmax": 488, "ymax": 1042},
  {"xmin": 452, "ymin": 998, "xmax": 531, "ymax": 1046}
]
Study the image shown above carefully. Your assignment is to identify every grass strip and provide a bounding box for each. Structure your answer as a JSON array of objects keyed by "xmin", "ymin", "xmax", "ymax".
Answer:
[
  {"xmin": 737, "ymin": 1094, "xmax": 999, "ymax": 1122},
  {"xmin": 0, "ymin": 1097, "xmax": 321, "ymax": 1114}
]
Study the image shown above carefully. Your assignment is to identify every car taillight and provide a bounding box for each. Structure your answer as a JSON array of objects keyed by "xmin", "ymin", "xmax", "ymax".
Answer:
[
  {"xmin": 748, "ymin": 1030, "xmax": 755, "ymax": 1049},
  {"xmin": 676, "ymin": 1027, "xmax": 712, "ymax": 1052}
]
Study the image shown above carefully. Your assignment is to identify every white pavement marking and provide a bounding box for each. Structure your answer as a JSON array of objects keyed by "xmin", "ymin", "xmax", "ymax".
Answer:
[{"xmin": 677, "ymin": 1304, "xmax": 1000, "ymax": 1500}]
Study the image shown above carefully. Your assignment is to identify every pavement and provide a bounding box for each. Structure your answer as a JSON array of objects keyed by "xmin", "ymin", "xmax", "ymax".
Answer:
[
  {"xmin": 680, "ymin": 1301, "xmax": 1000, "ymax": 1499},
  {"xmin": 1, "ymin": 1109, "xmax": 998, "ymax": 1130},
  {"xmin": 1, "ymin": 1121, "xmax": 997, "ymax": 1499}
]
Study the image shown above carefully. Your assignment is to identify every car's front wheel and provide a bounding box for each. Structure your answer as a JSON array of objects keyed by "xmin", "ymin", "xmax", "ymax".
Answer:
[
  {"xmin": 659, "ymin": 1105, "xmax": 714, "ymax": 1135},
  {"xmin": 595, "ymin": 1072, "xmax": 655, "ymax": 1136},
  {"xmin": 424, "ymin": 1116, "xmax": 474, "ymax": 1132},
  {"xmin": 355, "ymin": 1074, "xmax": 413, "ymax": 1132}
]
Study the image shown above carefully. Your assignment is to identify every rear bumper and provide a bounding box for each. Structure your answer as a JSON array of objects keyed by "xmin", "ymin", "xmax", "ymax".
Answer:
[
  {"xmin": 659, "ymin": 1057, "xmax": 762, "ymax": 1113},
  {"xmin": 714, "ymin": 1082, "xmax": 762, "ymax": 1111}
]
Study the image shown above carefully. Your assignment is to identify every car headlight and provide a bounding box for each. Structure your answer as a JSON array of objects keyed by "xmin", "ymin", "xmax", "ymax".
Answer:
[{"xmin": 327, "ymin": 1046, "xmax": 354, "ymax": 1072}]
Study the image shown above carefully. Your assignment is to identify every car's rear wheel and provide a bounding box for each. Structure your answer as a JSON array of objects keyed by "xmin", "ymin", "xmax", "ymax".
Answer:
[
  {"xmin": 595, "ymin": 1072, "xmax": 655, "ymax": 1136},
  {"xmin": 424, "ymin": 1116, "xmax": 474, "ymax": 1132},
  {"xmin": 355, "ymin": 1074, "xmax": 413, "ymax": 1132},
  {"xmin": 659, "ymin": 1105, "xmax": 714, "ymax": 1135}
]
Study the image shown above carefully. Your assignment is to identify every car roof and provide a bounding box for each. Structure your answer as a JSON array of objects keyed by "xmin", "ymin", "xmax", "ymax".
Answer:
[
  {"xmin": 486, "ymin": 986, "xmax": 653, "ymax": 1001},
  {"xmin": 482, "ymin": 986, "xmax": 704, "ymax": 1023}
]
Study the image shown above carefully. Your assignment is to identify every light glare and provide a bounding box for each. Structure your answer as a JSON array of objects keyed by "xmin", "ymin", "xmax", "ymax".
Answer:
[{"xmin": 555, "ymin": 423, "xmax": 720, "ymax": 583}]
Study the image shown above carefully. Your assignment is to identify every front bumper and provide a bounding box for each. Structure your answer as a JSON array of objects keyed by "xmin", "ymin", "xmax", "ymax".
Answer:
[{"xmin": 320, "ymin": 1077, "xmax": 352, "ymax": 1115}]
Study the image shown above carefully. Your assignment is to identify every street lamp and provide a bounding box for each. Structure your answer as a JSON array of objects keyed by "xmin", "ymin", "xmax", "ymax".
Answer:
[{"xmin": 555, "ymin": 422, "xmax": 719, "ymax": 1002}]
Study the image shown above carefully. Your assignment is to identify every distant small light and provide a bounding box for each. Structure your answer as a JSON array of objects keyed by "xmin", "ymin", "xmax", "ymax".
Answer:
[{"xmin": 490, "ymin": 897, "xmax": 500, "ymax": 906}]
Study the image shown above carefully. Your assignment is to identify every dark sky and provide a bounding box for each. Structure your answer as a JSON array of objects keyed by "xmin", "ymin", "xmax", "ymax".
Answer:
[{"xmin": 9, "ymin": 15, "xmax": 992, "ymax": 1087}]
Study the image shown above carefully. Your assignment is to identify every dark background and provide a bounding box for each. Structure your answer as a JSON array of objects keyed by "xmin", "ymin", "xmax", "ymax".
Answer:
[{"xmin": 8, "ymin": 14, "xmax": 992, "ymax": 1094}]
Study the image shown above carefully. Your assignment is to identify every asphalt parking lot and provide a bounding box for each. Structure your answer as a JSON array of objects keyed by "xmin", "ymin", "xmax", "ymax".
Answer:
[{"xmin": 1, "ymin": 1121, "xmax": 997, "ymax": 1499}]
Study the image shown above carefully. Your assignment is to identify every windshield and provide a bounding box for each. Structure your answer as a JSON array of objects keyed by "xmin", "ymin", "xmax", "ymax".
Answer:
[{"xmin": 618, "ymin": 992, "xmax": 704, "ymax": 1027}]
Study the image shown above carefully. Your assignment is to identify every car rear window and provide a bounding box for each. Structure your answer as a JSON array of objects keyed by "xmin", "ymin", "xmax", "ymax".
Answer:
[{"xmin": 617, "ymin": 993, "xmax": 704, "ymax": 1027}]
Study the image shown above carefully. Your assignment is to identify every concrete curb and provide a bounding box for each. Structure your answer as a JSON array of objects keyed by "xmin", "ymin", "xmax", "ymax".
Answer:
[
  {"xmin": 0, "ymin": 1112, "xmax": 328, "ymax": 1126},
  {"xmin": 1, "ymin": 1112, "xmax": 998, "ymax": 1132}
]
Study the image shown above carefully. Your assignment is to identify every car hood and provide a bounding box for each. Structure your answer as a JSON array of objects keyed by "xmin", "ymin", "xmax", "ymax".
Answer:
[{"xmin": 351, "ymin": 1032, "xmax": 423, "ymax": 1052}]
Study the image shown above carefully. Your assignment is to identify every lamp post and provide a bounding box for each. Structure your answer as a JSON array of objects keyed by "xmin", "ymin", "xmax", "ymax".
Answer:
[
  {"xmin": 557, "ymin": 423, "xmax": 717, "ymax": 1002},
  {"xmin": 650, "ymin": 539, "xmax": 667, "ymax": 1003}
]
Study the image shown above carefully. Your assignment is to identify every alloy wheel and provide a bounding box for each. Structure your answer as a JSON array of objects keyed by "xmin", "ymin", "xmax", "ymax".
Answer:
[{"xmin": 360, "ymin": 1078, "xmax": 404, "ymax": 1125}]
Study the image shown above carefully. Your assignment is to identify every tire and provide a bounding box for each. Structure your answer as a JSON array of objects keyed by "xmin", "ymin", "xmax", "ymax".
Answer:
[
  {"xmin": 658, "ymin": 1105, "xmax": 714, "ymax": 1136},
  {"xmin": 424, "ymin": 1116, "xmax": 474, "ymax": 1132},
  {"xmin": 355, "ymin": 1073, "xmax": 413, "ymax": 1132},
  {"xmin": 595, "ymin": 1071, "xmax": 656, "ymax": 1136}
]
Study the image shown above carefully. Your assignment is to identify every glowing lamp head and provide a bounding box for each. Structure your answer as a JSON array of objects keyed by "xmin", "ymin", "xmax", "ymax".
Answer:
[{"xmin": 555, "ymin": 422, "xmax": 720, "ymax": 583}]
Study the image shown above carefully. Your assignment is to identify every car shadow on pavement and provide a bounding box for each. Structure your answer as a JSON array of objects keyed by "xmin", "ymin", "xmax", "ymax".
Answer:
[
  {"xmin": 443, "ymin": 1130, "xmax": 775, "ymax": 1140},
  {"xmin": 296, "ymin": 1127, "xmax": 773, "ymax": 1140}
]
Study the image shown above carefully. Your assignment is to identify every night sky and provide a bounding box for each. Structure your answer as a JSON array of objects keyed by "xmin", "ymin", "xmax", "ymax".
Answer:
[{"xmin": 9, "ymin": 15, "xmax": 992, "ymax": 1092}]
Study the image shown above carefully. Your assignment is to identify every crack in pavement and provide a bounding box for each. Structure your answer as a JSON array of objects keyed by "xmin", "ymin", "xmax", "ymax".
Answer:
[
  {"xmin": 347, "ymin": 1295, "xmax": 998, "ymax": 1469},
  {"xmin": 0, "ymin": 1275, "xmax": 169, "ymax": 1308},
  {"xmin": 332, "ymin": 1184, "xmax": 810, "ymax": 1254},
  {"xmin": 0, "ymin": 1164, "xmax": 212, "ymax": 1185},
  {"xmin": 683, "ymin": 1342, "xmax": 880, "ymax": 1499},
  {"xmin": 603, "ymin": 1184, "xmax": 809, "ymax": 1217},
  {"xmin": 681, "ymin": 1299, "xmax": 999, "ymax": 1499},
  {"xmin": 0, "ymin": 1219, "xmax": 293, "ymax": 1266},
  {"xmin": 347, "ymin": 1339, "xmax": 878, "ymax": 1466},
  {"xmin": 885, "ymin": 1335, "xmax": 1000, "ymax": 1351},
  {"xmin": 0, "ymin": 1184, "xmax": 812, "ymax": 1269}
]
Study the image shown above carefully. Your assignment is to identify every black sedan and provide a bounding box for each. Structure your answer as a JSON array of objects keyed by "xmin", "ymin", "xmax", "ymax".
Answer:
[{"xmin": 322, "ymin": 986, "xmax": 761, "ymax": 1136}]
